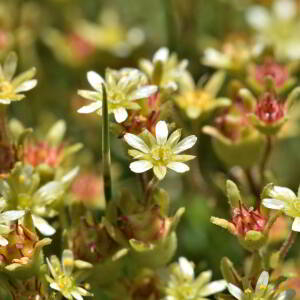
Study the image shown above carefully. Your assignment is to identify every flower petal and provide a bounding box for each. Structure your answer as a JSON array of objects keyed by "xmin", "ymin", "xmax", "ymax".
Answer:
[
  {"xmin": 292, "ymin": 217, "xmax": 300, "ymax": 232},
  {"xmin": 130, "ymin": 85, "xmax": 158, "ymax": 100},
  {"xmin": 50, "ymin": 282, "xmax": 61, "ymax": 292},
  {"xmin": 276, "ymin": 290, "xmax": 296, "ymax": 300},
  {"xmin": 87, "ymin": 71, "xmax": 104, "ymax": 92},
  {"xmin": 155, "ymin": 121, "xmax": 168, "ymax": 145},
  {"xmin": 124, "ymin": 133, "xmax": 150, "ymax": 153},
  {"xmin": 262, "ymin": 198, "xmax": 285, "ymax": 210},
  {"xmin": 78, "ymin": 90, "xmax": 102, "ymax": 101},
  {"xmin": 173, "ymin": 135, "xmax": 197, "ymax": 154},
  {"xmin": 167, "ymin": 162, "xmax": 189, "ymax": 173},
  {"xmin": 62, "ymin": 249, "xmax": 74, "ymax": 276},
  {"xmin": 0, "ymin": 235, "xmax": 8, "ymax": 246},
  {"xmin": 32, "ymin": 215, "xmax": 56, "ymax": 236},
  {"xmin": 246, "ymin": 6, "xmax": 271, "ymax": 30},
  {"xmin": 166, "ymin": 129, "xmax": 182, "ymax": 147},
  {"xmin": 15, "ymin": 79, "xmax": 37, "ymax": 93},
  {"xmin": 0, "ymin": 210, "xmax": 25, "ymax": 223},
  {"xmin": 271, "ymin": 186, "xmax": 297, "ymax": 201},
  {"xmin": 114, "ymin": 107, "xmax": 128, "ymax": 123},
  {"xmin": 256, "ymin": 271, "xmax": 269, "ymax": 292},
  {"xmin": 153, "ymin": 165, "xmax": 167, "ymax": 180},
  {"xmin": 71, "ymin": 291, "xmax": 83, "ymax": 300},
  {"xmin": 0, "ymin": 99, "xmax": 11, "ymax": 104},
  {"xmin": 77, "ymin": 101, "xmax": 102, "ymax": 114},
  {"xmin": 153, "ymin": 47, "xmax": 169, "ymax": 62},
  {"xmin": 200, "ymin": 280, "xmax": 227, "ymax": 296},
  {"xmin": 129, "ymin": 160, "xmax": 153, "ymax": 173},
  {"xmin": 178, "ymin": 257, "xmax": 194, "ymax": 278},
  {"xmin": 228, "ymin": 283, "xmax": 243, "ymax": 300}
]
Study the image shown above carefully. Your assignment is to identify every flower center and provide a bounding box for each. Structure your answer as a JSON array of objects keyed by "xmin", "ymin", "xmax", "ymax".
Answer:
[
  {"xmin": 150, "ymin": 145, "xmax": 172, "ymax": 164},
  {"xmin": 0, "ymin": 81, "xmax": 13, "ymax": 94},
  {"xmin": 58, "ymin": 274, "xmax": 75, "ymax": 293}
]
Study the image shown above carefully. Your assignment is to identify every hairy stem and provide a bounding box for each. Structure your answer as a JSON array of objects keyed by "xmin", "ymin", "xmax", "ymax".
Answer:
[
  {"xmin": 279, "ymin": 229, "xmax": 297, "ymax": 261},
  {"xmin": 260, "ymin": 136, "xmax": 273, "ymax": 186},
  {"xmin": 145, "ymin": 176, "xmax": 159, "ymax": 205}
]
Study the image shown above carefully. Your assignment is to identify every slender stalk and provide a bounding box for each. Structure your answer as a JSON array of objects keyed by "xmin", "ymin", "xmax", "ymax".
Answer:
[
  {"xmin": 102, "ymin": 84, "xmax": 112, "ymax": 205},
  {"xmin": 245, "ymin": 168, "xmax": 260, "ymax": 199},
  {"xmin": 279, "ymin": 229, "xmax": 297, "ymax": 261},
  {"xmin": 162, "ymin": 0, "xmax": 177, "ymax": 51},
  {"xmin": 260, "ymin": 136, "xmax": 273, "ymax": 186},
  {"xmin": 145, "ymin": 176, "xmax": 159, "ymax": 205}
]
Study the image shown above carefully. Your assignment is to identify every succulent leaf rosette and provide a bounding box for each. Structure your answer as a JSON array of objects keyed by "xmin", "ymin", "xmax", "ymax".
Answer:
[
  {"xmin": 139, "ymin": 47, "xmax": 194, "ymax": 94},
  {"xmin": 262, "ymin": 184, "xmax": 300, "ymax": 232},
  {"xmin": 77, "ymin": 68, "xmax": 157, "ymax": 123},
  {"xmin": 160, "ymin": 257, "xmax": 227, "ymax": 300},
  {"xmin": 0, "ymin": 52, "xmax": 37, "ymax": 105},
  {"xmin": 227, "ymin": 271, "xmax": 295, "ymax": 300},
  {"xmin": 46, "ymin": 249, "xmax": 93, "ymax": 300},
  {"xmin": 124, "ymin": 120, "xmax": 197, "ymax": 180},
  {"xmin": 175, "ymin": 71, "xmax": 231, "ymax": 120},
  {"xmin": 0, "ymin": 162, "xmax": 79, "ymax": 236}
]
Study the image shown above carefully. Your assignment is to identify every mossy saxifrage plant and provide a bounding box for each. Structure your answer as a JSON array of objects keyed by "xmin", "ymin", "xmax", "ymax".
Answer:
[{"xmin": 1, "ymin": 29, "xmax": 300, "ymax": 299}]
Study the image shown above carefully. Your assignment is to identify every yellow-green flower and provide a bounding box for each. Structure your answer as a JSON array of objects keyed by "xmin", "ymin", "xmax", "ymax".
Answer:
[
  {"xmin": 175, "ymin": 71, "xmax": 231, "ymax": 119},
  {"xmin": 46, "ymin": 249, "xmax": 93, "ymax": 300},
  {"xmin": 139, "ymin": 47, "xmax": 194, "ymax": 92},
  {"xmin": 161, "ymin": 257, "xmax": 227, "ymax": 300},
  {"xmin": 0, "ymin": 52, "xmax": 37, "ymax": 104},
  {"xmin": 124, "ymin": 121, "xmax": 197, "ymax": 180},
  {"xmin": 227, "ymin": 271, "xmax": 295, "ymax": 300},
  {"xmin": 77, "ymin": 68, "xmax": 157, "ymax": 123}
]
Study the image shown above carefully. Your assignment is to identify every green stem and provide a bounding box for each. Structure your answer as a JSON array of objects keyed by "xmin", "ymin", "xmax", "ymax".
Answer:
[
  {"xmin": 102, "ymin": 84, "xmax": 112, "ymax": 205},
  {"xmin": 162, "ymin": 0, "xmax": 177, "ymax": 51},
  {"xmin": 279, "ymin": 228, "xmax": 297, "ymax": 261},
  {"xmin": 145, "ymin": 176, "xmax": 159, "ymax": 205},
  {"xmin": 260, "ymin": 135, "xmax": 273, "ymax": 186},
  {"xmin": 245, "ymin": 168, "xmax": 260, "ymax": 199}
]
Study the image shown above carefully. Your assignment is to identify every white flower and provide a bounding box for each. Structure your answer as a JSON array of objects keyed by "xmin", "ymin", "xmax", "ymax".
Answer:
[
  {"xmin": 46, "ymin": 250, "xmax": 93, "ymax": 300},
  {"xmin": 0, "ymin": 52, "xmax": 37, "ymax": 104},
  {"xmin": 0, "ymin": 209, "xmax": 25, "ymax": 246},
  {"xmin": 262, "ymin": 184, "xmax": 300, "ymax": 232},
  {"xmin": 77, "ymin": 68, "xmax": 157, "ymax": 123},
  {"xmin": 124, "ymin": 121, "xmax": 197, "ymax": 180}
]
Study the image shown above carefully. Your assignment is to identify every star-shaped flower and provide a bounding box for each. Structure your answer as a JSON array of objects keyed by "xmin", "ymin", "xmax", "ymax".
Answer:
[
  {"xmin": 124, "ymin": 120, "xmax": 197, "ymax": 180},
  {"xmin": 77, "ymin": 68, "xmax": 157, "ymax": 123},
  {"xmin": 0, "ymin": 52, "xmax": 37, "ymax": 104}
]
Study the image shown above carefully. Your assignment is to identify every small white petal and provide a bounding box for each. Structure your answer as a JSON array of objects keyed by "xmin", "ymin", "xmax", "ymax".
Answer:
[
  {"xmin": 246, "ymin": 6, "xmax": 271, "ymax": 30},
  {"xmin": 153, "ymin": 47, "xmax": 169, "ymax": 62},
  {"xmin": 62, "ymin": 249, "xmax": 74, "ymax": 276},
  {"xmin": 130, "ymin": 85, "xmax": 158, "ymax": 100},
  {"xmin": 32, "ymin": 215, "xmax": 56, "ymax": 236},
  {"xmin": 276, "ymin": 290, "xmax": 296, "ymax": 300},
  {"xmin": 167, "ymin": 162, "xmax": 189, "ymax": 173},
  {"xmin": 274, "ymin": 0, "xmax": 296, "ymax": 20},
  {"xmin": 173, "ymin": 135, "xmax": 197, "ymax": 154},
  {"xmin": 87, "ymin": 71, "xmax": 104, "ymax": 92},
  {"xmin": 78, "ymin": 89, "xmax": 102, "ymax": 101},
  {"xmin": 256, "ymin": 271, "xmax": 269, "ymax": 292},
  {"xmin": 292, "ymin": 217, "xmax": 300, "ymax": 232},
  {"xmin": 50, "ymin": 282, "xmax": 61, "ymax": 292},
  {"xmin": 271, "ymin": 186, "xmax": 296, "ymax": 200},
  {"xmin": 0, "ymin": 210, "xmax": 25, "ymax": 223},
  {"xmin": 156, "ymin": 121, "xmax": 168, "ymax": 145},
  {"xmin": 178, "ymin": 257, "xmax": 194, "ymax": 278},
  {"xmin": 262, "ymin": 198, "xmax": 285, "ymax": 210},
  {"xmin": 77, "ymin": 101, "xmax": 102, "ymax": 114},
  {"xmin": 0, "ymin": 99, "xmax": 11, "ymax": 104},
  {"xmin": 0, "ymin": 235, "xmax": 8, "ymax": 246},
  {"xmin": 200, "ymin": 280, "xmax": 227, "ymax": 296},
  {"xmin": 202, "ymin": 48, "xmax": 230, "ymax": 68},
  {"xmin": 124, "ymin": 133, "xmax": 150, "ymax": 153},
  {"xmin": 129, "ymin": 160, "xmax": 153, "ymax": 173},
  {"xmin": 228, "ymin": 283, "xmax": 243, "ymax": 300},
  {"xmin": 71, "ymin": 291, "xmax": 84, "ymax": 300},
  {"xmin": 153, "ymin": 165, "xmax": 167, "ymax": 180},
  {"xmin": 114, "ymin": 107, "xmax": 128, "ymax": 123},
  {"xmin": 14, "ymin": 79, "xmax": 37, "ymax": 93}
]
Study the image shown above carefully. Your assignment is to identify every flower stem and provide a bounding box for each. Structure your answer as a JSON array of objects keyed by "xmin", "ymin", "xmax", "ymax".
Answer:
[
  {"xmin": 145, "ymin": 176, "xmax": 159, "ymax": 205},
  {"xmin": 245, "ymin": 168, "xmax": 260, "ymax": 199},
  {"xmin": 260, "ymin": 135, "xmax": 273, "ymax": 186},
  {"xmin": 102, "ymin": 84, "xmax": 112, "ymax": 206},
  {"xmin": 279, "ymin": 229, "xmax": 297, "ymax": 261},
  {"xmin": 0, "ymin": 104, "xmax": 15, "ymax": 175}
]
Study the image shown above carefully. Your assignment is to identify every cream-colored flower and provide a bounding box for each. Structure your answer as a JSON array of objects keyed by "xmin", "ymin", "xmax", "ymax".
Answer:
[
  {"xmin": 46, "ymin": 249, "xmax": 93, "ymax": 300},
  {"xmin": 139, "ymin": 47, "xmax": 194, "ymax": 92},
  {"xmin": 77, "ymin": 68, "xmax": 157, "ymax": 123},
  {"xmin": 0, "ymin": 52, "xmax": 37, "ymax": 104},
  {"xmin": 124, "ymin": 121, "xmax": 197, "ymax": 180}
]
